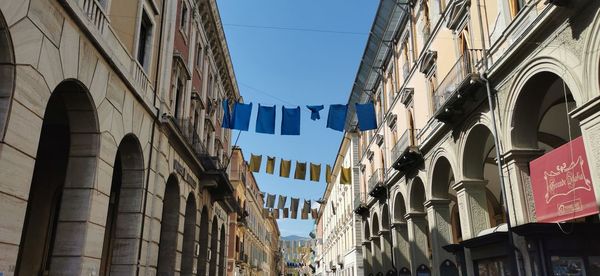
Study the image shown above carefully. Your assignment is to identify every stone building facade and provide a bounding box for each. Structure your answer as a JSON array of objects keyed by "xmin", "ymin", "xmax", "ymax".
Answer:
[
  {"xmin": 0, "ymin": 0, "xmax": 242, "ymax": 275},
  {"xmin": 227, "ymin": 148, "xmax": 281, "ymax": 276},
  {"xmin": 339, "ymin": 0, "xmax": 600, "ymax": 275},
  {"xmin": 316, "ymin": 133, "xmax": 364, "ymax": 276}
]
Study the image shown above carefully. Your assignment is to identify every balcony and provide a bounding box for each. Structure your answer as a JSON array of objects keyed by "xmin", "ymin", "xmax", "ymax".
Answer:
[
  {"xmin": 62, "ymin": 0, "xmax": 155, "ymax": 105},
  {"xmin": 168, "ymin": 116, "xmax": 237, "ymax": 212},
  {"xmin": 433, "ymin": 49, "xmax": 485, "ymax": 124},
  {"xmin": 391, "ymin": 129, "xmax": 423, "ymax": 173},
  {"xmin": 368, "ymin": 168, "xmax": 386, "ymax": 198},
  {"xmin": 354, "ymin": 192, "xmax": 369, "ymax": 216}
]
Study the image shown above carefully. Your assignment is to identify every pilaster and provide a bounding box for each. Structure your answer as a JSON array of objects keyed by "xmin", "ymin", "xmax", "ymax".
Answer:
[
  {"xmin": 502, "ymin": 149, "xmax": 544, "ymax": 225},
  {"xmin": 451, "ymin": 180, "xmax": 491, "ymax": 240},
  {"xmin": 425, "ymin": 199, "xmax": 454, "ymax": 275},
  {"xmin": 405, "ymin": 212, "xmax": 430, "ymax": 275}
]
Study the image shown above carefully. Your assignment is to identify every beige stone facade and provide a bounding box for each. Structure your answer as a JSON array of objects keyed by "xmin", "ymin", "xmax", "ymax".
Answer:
[
  {"xmin": 316, "ymin": 133, "xmax": 364, "ymax": 275},
  {"xmin": 227, "ymin": 148, "xmax": 281, "ymax": 276},
  {"xmin": 334, "ymin": 0, "xmax": 600, "ymax": 275},
  {"xmin": 0, "ymin": 0, "xmax": 242, "ymax": 275}
]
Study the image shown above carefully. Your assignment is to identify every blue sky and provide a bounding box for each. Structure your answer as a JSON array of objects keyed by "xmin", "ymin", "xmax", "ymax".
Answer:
[{"xmin": 217, "ymin": 0, "xmax": 379, "ymax": 237}]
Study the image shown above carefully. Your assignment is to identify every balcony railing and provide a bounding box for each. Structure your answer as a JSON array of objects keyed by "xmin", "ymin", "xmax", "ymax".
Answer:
[
  {"xmin": 81, "ymin": 0, "xmax": 108, "ymax": 34},
  {"xmin": 433, "ymin": 49, "xmax": 484, "ymax": 113},
  {"xmin": 391, "ymin": 129, "xmax": 411, "ymax": 163},
  {"xmin": 368, "ymin": 168, "xmax": 385, "ymax": 193},
  {"xmin": 172, "ymin": 117, "xmax": 208, "ymax": 159}
]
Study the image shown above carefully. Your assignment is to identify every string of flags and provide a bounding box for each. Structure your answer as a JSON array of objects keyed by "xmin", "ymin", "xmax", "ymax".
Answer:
[
  {"xmin": 261, "ymin": 193, "xmax": 320, "ymax": 220},
  {"xmin": 222, "ymin": 100, "xmax": 378, "ymax": 135},
  {"xmin": 248, "ymin": 154, "xmax": 353, "ymax": 184}
]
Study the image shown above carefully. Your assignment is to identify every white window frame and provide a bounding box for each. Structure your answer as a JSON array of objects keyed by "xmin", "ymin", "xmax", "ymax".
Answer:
[{"xmin": 134, "ymin": 3, "xmax": 156, "ymax": 72}]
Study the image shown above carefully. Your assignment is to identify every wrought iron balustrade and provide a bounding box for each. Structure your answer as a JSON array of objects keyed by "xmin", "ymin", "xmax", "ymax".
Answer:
[
  {"xmin": 433, "ymin": 49, "xmax": 484, "ymax": 114},
  {"xmin": 368, "ymin": 168, "xmax": 385, "ymax": 194}
]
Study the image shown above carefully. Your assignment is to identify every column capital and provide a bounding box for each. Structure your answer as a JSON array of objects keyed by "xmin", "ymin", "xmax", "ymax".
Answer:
[
  {"xmin": 391, "ymin": 221, "xmax": 407, "ymax": 229},
  {"xmin": 451, "ymin": 179, "xmax": 488, "ymax": 192},
  {"xmin": 369, "ymin": 235, "xmax": 381, "ymax": 241},
  {"xmin": 424, "ymin": 199, "xmax": 451, "ymax": 208},
  {"xmin": 378, "ymin": 229, "xmax": 390, "ymax": 236},
  {"xmin": 502, "ymin": 149, "xmax": 544, "ymax": 164},
  {"xmin": 404, "ymin": 212, "xmax": 426, "ymax": 221}
]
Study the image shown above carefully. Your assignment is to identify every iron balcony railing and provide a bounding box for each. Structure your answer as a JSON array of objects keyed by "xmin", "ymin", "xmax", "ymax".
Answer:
[
  {"xmin": 354, "ymin": 191, "xmax": 367, "ymax": 209},
  {"xmin": 391, "ymin": 129, "xmax": 410, "ymax": 163},
  {"xmin": 433, "ymin": 49, "xmax": 484, "ymax": 113},
  {"xmin": 171, "ymin": 117, "xmax": 212, "ymax": 160},
  {"xmin": 368, "ymin": 168, "xmax": 385, "ymax": 193}
]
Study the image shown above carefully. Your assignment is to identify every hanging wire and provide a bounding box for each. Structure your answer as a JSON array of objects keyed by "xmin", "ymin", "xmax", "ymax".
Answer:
[{"xmin": 557, "ymin": 70, "xmax": 575, "ymax": 235}]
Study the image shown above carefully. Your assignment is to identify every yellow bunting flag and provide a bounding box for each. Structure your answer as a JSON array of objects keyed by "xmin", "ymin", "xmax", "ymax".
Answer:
[
  {"xmin": 266, "ymin": 156, "xmax": 276, "ymax": 174},
  {"xmin": 249, "ymin": 154, "xmax": 262, "ymax": 173},
  {"xmin": 310, "ymin": 163, "xmax": 321, "ymax": 182},
  {"xmin": 326, "ymin": 165, "xmax": 332, "ymax": 183},
  {"xmin": 340, "ymin": 166, "xmax": 352, "ymax": 184},
  {"xmin": 280, "ymin": 159, "xmax": 291, "ymax": 178},
  {"xmin": 294, "ymin": 162, "xmax": 307, "ymax": 180}
]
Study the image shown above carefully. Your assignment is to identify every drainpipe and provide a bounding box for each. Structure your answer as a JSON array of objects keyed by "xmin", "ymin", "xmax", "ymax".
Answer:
[{"xmin": 475, "ymin": 0, "xmax": 521, "ymax": 275}]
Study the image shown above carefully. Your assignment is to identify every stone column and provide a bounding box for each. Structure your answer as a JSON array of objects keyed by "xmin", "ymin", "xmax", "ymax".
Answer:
[
  {"xmin": 379, "ymin": 229, "xmax": 393, "ymax": 274},
  {"xmin": 425, "ymin": 199, "xmax": 454, "ymax": 276},
  {"xmin": 451, "ymin": 180, "xmax": 491, "ymax": 240},
  {"xmin": 370, "ymin": 235, "xmax": 382, "ymax": 275},
  {"xmin": 502, "ymin": 149, "xmax": 543, "ymax": 225},
  {"xmin": 392, "ymin": 222, "xmax": 411, "ymax": 272},
  {"xmin": 362, "ymin": 241, "xmax": 373, "ymax": 276},
  {"xmin": 405, "ymin": 213, "xmax": 430, "ymax": 275}
]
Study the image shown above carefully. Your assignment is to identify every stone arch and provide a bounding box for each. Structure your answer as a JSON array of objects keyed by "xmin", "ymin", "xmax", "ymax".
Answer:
[
  {"xmin": 429, "ymin": 155, "xmax": 456, "ymax": 200},
  {"xmin": 100, "ymin": 133, "xmax": 145, "ymax": 275},
  {"xmin": 462, "ymin": 124, "xmax": 496, "ymax": 179},
  {"xmin": 209, "ymin": 216, "xmax": 219, "ymax": 275},
  {"xmin": 582, "ymin": 5, "xmax": 600, "ymax": 99},
  {"xmin": 364, "ymin": 219, "xmax": 371, "ymax": 241},
  {"xmin": 381, "ymin": 204, "xmax": 391, "ymax": 231},
  {"xmin": 408, "ymin": 177, "xmax": 427, "ymax": 213},
  {"xmin": 181, "ymin": 193, "xmax": 197, "ymax": 275},
  {"xmin": 157, "ymin": 174, "xmax": 181, "ymax": 275},
  {"xmin": 371, "ymin": 212, "xmax": 380, "ymax": 237},
  {"xmin": 16, "ymin": 79, "xmax": 100, "ymax": 274},
  {"xmin": 197, "ymin": 206, "xmax": 210, "ymax": 275},
  {"xmin": 504, "ymin": 58, "xmax": 584, "ymax": 150},
  {"xmin": 393, "ymin": 192, "xmax": 408, "ymax": 223},
  {"xmin": 0, "ymin": 9, "xmax": 15, "ymax": 140},
  {"xmin": 218, "ymin": 223, "xmax": 227, "ymax": 276}
]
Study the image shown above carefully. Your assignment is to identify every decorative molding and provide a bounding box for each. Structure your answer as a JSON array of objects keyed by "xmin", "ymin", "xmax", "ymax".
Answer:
[
  {"xmin": 375, "ymin": 134, "xmax": 384, "ymax": 147},
  {"xmin": 367, "ymin": 150, "xmax": 375, "ymax": 161},
  {"xmin": 419, "ymin": 50, "xmax": 437, "ymax": 74},
  {"xmin": 446, "ymin": 0, "xmax": 471, "ymax": 31},
  {"xmin": 400, "ymin": 87, "xmax": 415, "ymax": 106},
  {"xmin": 386, "ymin": 114, "xmax": 398, "ymax": 129}
]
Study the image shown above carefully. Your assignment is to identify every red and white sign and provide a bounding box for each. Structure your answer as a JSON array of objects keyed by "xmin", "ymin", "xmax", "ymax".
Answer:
[{"xmin": 529, "ymin": 136, "xmax": 599, "ymax": 222}]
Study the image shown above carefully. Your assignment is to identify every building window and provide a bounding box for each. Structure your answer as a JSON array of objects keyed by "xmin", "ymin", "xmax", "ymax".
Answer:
[
  {"xmin": 98, "ymin": 0, "xmax": 109, "ymax": 9},
  {"xmin": 174, "ymin": 79, "xmax": 184, "ymax": 119},
  {"xmin": 180, "ymin": 1, "xmax": 188, "ymax": 31},
  {"xmin": 428, "ymin": 70, "xmax": 438, "ymax": 113},
  {"xmin": 509, "ymin": 0, "xmax": 526, "ymax": 18},
  {"xmin": 137, "ymin": 10, "xmax": 153, "ymax": 70},
  {"xmin": 196, "ymin": 43, "xmax": 203, "ymax": 68}
]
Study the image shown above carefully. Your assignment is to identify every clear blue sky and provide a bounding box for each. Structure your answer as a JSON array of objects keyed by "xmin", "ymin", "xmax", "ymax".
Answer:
[{"xmin": 217, "ymin": 0, "xmax": 379, "ymax": 237}]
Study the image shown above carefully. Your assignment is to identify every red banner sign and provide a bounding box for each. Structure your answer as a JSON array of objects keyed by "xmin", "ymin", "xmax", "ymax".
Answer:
[{"xmin": 529, "ymin": 136, "xmax": 599, "ymax": 222}]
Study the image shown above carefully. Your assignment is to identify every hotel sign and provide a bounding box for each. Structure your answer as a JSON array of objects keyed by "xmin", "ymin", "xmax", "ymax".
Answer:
[{"xmin": 530, "ymin": 136, "xmax": 599, "ymax": 222}]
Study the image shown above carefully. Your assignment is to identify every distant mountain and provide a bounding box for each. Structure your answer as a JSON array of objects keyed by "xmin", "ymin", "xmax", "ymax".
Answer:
[{"xmin": 281, "ymin": 235, "xmax": 309, "ymax": 241}]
